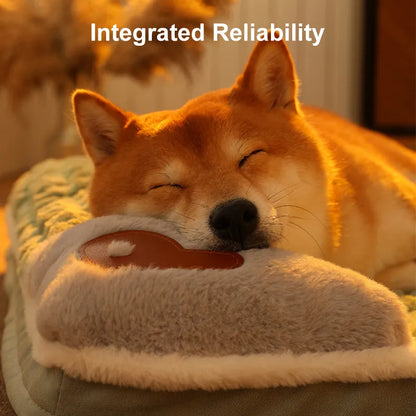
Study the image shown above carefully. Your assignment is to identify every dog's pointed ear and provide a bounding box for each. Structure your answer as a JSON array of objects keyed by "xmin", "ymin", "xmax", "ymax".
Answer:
[
  {"xmin": 233, "ymin": 37, "xmax": 300, "ymax": 113},
  {"xmin": 72, "ymin": 90, "xmax": 128, "ymax": 165}
]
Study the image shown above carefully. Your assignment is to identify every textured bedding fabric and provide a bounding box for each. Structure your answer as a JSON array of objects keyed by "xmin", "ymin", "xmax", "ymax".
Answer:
[
  {"xmin": 16, "ymin": 213, "xmax": 416, "ymax": 391},
  {"xmin": 7, "ymin": 156, "xmax": 92, "ymax": 272},
  {"xmin": 2, "ymin": 156, "xmax": 416, "ymax": 414},
  {"xmin": 3, "ymin": 252, "xmax": 416, "ymax": 416}
]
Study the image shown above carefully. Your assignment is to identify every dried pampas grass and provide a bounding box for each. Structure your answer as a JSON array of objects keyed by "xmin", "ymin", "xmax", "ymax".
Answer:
[{"xmin": 0, "ymin": 0, "xmax": 235, "ymax": 102}]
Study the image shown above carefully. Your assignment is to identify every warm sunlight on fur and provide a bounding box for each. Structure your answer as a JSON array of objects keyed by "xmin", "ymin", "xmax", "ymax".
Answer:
[{"xmin": 73, "ymin": 38, "xmax": 416, "ymax": 290}]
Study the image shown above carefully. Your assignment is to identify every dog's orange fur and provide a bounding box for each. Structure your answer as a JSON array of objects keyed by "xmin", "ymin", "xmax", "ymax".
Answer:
[{"xmin": 73, "ymin": 39, "xmax": 416, "ymax": 289}]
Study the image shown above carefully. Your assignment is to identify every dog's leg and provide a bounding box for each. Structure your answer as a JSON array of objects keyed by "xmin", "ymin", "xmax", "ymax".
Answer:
[{"xmin": 375, "ymin": 261, "xmax": 416, "ymax": 291}]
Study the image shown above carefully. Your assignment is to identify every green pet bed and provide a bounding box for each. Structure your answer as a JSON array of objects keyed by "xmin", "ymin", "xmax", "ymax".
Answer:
[{"xmin": 2, "ymin": 156, "xmax": 416, "ymax": 416}]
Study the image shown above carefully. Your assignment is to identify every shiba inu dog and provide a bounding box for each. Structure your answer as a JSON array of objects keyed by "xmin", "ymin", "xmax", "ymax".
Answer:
[{"xmin": 73, "ymin": 38, "xmax": 416, "ymax": 289}]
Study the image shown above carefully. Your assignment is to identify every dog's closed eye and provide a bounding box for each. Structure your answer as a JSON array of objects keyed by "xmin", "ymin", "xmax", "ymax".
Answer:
[
  {"xmin": 238, "ymin": 149, "xmax": 265, "ymax": 168},
  {"xmin": 150, "ymin": 183, "xmax": 184, "ymax": 191}
]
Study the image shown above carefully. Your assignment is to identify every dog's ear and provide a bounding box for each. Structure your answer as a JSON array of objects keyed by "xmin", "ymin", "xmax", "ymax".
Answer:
[
  {"xmin": 72, "ymin": 90, "xmax": 127, "ymax": 165},
  {"xmin": 234, "ymin": 37, "xmax": 300, "ymax": 113}
]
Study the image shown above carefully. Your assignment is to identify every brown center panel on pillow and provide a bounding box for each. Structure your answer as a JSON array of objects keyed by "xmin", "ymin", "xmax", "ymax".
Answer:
[{"xmin": 78, "ymin": 230, "xmax": 244, "ymax": 270}]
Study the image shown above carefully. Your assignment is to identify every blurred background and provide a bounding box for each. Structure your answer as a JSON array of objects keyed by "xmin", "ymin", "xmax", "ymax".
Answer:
[{"xmin": 0, "ymin": 0, "xmax": 414, "ymax": 188}]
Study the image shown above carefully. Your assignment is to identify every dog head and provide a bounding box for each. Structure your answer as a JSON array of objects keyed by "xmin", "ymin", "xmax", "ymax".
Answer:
[{"xmin": 73, "ymin": 39, "xmax": 327, "ymax": 253}]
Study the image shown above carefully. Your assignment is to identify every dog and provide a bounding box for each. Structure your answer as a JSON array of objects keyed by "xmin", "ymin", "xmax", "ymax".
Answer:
[{"xmin": 72, "ymin": 38, "xmax": 416, "ymax": 290}]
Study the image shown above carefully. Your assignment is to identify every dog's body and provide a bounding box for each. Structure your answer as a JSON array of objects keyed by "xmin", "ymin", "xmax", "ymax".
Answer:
[{"xmin": 73, "ymin": 39, "xmax": 416, "ymax": 289}]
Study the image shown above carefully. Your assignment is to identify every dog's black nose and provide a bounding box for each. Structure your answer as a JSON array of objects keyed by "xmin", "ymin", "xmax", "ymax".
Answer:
[{"xmin": 209, "ymin": 199, "xmax": 259, "ymax": 244}]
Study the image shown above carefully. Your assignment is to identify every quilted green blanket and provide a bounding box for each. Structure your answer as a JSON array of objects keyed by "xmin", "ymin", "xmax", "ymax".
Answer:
[{"xmin": 8, "ymin": 157, "xmax": 92, "ymax": 270}]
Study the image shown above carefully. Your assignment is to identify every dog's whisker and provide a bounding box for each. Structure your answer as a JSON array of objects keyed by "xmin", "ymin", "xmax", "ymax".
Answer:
[
  {"xmin": 266, "ymin": 183, "xmax": 299, "ymax": 198},
  {"xmin": 287, "ymin": 220, "xmax": 325, "ymax": 257},
  {"xmin": 275, "ymin": 214, "xmax": 307, "ymax": 221},
  {"xmin": 269, "ymin": 189, "xmax": 300, "ymax": 205},
  {"xmin": 267, "ymin": 183, "xmax": 301, "ymax": 203},
  {"xmin": 275, "ymin": 204, "xmax": 327, "ymax": 228}
]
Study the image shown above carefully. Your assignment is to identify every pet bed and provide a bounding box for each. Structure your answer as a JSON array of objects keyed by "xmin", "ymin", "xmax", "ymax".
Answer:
[{"xmin": 2, "ymin": 156, "xmax": 416, "ymax": 416}]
